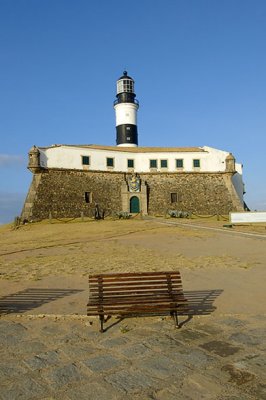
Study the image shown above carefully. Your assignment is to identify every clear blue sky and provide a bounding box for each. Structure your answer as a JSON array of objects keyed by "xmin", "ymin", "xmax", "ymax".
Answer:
[{"xmin": 0, "ymin": 0, "xmax": 265, "ymax": 223}]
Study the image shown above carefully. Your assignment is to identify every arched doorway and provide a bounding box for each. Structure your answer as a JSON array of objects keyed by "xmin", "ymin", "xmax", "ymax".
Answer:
[{"xmin": 130, "ymin": 196, "xmax": 140, "ymax": 213}]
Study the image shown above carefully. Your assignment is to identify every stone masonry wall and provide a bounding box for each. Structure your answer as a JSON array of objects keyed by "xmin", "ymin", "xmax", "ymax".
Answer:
[
  {"xmin": 21, "ymin": 169, "xmax": 243, "ymax": 221},
  {"xmin": 142, "ymin": 172, "xmax": 243, "ymax": 215},
  {"xmin": 26, "ymin": 169, "xmax": 124, "ymax": 220}
]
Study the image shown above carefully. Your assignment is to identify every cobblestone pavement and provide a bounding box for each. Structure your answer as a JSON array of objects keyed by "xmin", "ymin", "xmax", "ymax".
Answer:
[{"xmin": 0, "ymin": 313, "xmax": 265, "ymax": 400}]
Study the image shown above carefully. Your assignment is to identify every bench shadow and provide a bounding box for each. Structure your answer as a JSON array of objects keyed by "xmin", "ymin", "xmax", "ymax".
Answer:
[
  {"xmin": 103, "ymin": 289, "xmax": 223, "ymax": 332},
  {"xmin": 177, "ymin": 289, "xmax": 223, "ymax": 328},
  {"xmin": 0, "ymin": 288, "xmax": 83, "ymax": 314},
  {"xmin": 182, "ymin": 289, "xmax": 223, "ymax": 315}
]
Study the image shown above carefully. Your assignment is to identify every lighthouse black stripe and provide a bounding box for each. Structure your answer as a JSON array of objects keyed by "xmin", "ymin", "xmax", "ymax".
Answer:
[
  {"xmin": 116, "ymin": 125, "xmax": 138, "ymax": 146},
  {"xmin": 115, "ymin": 92, "xmax": 136, "ymax": 104}
]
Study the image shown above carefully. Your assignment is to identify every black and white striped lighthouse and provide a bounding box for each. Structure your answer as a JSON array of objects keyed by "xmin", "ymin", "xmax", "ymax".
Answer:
[{"xmin": 114, "ymin": 71, "xmax": 139, "ymax": 147}]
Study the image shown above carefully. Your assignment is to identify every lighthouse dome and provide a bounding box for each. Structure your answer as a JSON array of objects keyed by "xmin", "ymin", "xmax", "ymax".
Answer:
[{"xmin": 118, "ymin": 71, "xmax": 134, "ymax": 81}]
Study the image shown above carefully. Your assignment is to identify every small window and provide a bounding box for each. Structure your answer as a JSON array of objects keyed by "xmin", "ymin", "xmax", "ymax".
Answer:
[
  {"xmin": 176, "ymin": 159, "xmax": 183, "ymax": 168},
  {"xmin": 193, "ymin": 159, "xmax": 200, "ymax": 168},
  {"xmin": 160, "ymin": 159, "xmax": 168, "ymax": 168},
  {"xmin": 106, "ymin": 157, "xmax": 114, "ymax": 167},
  {"xmin": 82, "ymin": 156, "xmax": 90, "ymax": 165},
  {"xmin": 171, "ymin": 193, "xmax": 178, "ymax": 203},
  {"xmin": 85, "ymin": 192, "xmax": 92, "ymax": 203},
  {"xmin": 128, "ymin": 159, "xmax": 134, "ymax": 168},
  {"xmin": 150, "ymin": 159, "xmax": 157, "ymax": 168}
]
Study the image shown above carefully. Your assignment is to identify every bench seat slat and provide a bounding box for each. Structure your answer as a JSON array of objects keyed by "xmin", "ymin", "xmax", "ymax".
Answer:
[
  {"xmin": 89, "ymin": 292, "xmax": 184, "ymax": 298},
  {"xmin": 87, "ymin": 304, "xmax": 188, "ymax": 315},
  {"xmin": 88, "ymin": 296, "xmax": 185, "ymax": 302},
  {"xmin": 89, "ymin": 271, "xmax": 181, "ymax": 279},
  {"xmin": 87, "ymin": 306, "xmax": 188, "ymax": 314},
  {"xmin": 88, "ymin": 304, "xmax": 187, "ymax": 311},
  {"xmin": 88, "ymin": 297, "xmax": 186, "ymax": 307},
  {"xmin": 90, "ymin": 279, "xmax": 182, "ymax": 288},
  {"xmin": 90, "ymin": 285, "xmax": 182, "ymax": 293},
  {"xmin": 89, "ymin": 282, "xmax": 182, "ymax": 287},
  {"xmin": 88, "ymin": 300, "xmax": 186, "ymax": 306},
  {"xmin": 88, "ymin": 296, "xmax": 184, "ymax": 307},
  {"xmin": 89, "ymin": 277, "xmax": 181, "ymax": 284}
]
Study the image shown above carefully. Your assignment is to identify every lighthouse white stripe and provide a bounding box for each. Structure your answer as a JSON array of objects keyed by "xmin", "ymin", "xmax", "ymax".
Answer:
[{"xmin": 114, "ymin": 103, "xmax": 138, "ymax": 126}]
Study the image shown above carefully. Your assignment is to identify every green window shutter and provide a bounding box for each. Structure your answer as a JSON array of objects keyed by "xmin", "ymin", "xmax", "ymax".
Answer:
[
  {"xmin": 128, "ymin": 159, "xmax": 134, "ymax": 168},
  {"xmin": 176, "ymin": 159, "xmax": 183, "ymax": 168},
  {"xmin": 193, "ymin": 159, "xmax": 200, "ymax": 168},
  {"xmin": 82, "ymin": 156, "xmax": 90, "ymax": 165},
  {"xmin": 107, "ymin": 157, "xmax": 114, "ymax": 167},
  {"xmin": 150, "ymin": 159, "xmax": 157, "ymax": 168}
]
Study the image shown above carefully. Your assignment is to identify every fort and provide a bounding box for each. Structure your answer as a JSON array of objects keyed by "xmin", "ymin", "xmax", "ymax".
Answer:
[{"xmin": 21, "ymin": 72, "xmax": 245, "ymax": 221}]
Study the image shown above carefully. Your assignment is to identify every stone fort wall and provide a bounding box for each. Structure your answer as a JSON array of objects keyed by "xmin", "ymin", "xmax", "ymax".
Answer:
[{"xmin": 21, "ymin": 169, "xmax": 243, "ymax": 221}]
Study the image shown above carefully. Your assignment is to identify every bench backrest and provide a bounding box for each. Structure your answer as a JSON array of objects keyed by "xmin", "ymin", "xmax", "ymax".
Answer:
[{"xmin": 88, "ymin": 271, "xmax": 184, "ymax": 303}]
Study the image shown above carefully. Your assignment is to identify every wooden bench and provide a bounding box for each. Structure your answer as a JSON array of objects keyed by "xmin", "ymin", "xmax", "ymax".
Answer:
[{"xmin": 87, "ymin": 271, "xmax": 187, "ymax": 332}]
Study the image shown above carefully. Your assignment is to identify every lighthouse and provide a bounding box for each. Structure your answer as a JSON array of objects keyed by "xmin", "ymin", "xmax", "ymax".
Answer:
[{"xmin": 114, "ymin": 71, "xmax": 139, "ymax": 147}]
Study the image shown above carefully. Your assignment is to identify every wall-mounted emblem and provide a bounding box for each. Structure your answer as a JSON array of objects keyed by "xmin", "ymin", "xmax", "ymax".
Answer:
[{"xmin": 129, "ymin": 174, "xmax": 141, "ymax": 192}]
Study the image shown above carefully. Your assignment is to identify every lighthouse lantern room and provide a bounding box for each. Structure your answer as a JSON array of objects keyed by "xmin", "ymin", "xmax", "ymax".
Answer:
[{"xmin": 114, "ymin": 71, "xmax": 139, "ymax": 147}]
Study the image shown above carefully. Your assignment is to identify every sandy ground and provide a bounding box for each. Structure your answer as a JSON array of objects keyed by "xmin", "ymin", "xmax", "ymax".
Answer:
[
  {"xmin": 0, "ymin": 217, "xmax": 265, "ymax": 316},
  {"xmin": 0, "ymin": 218, "xmax": 266, "ymax": 399}
]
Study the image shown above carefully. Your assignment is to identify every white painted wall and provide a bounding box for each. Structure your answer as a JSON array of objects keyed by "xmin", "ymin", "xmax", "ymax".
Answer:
[{"xmin": 39, "ymin": 145, "xmax": 241, "ymax": 174}]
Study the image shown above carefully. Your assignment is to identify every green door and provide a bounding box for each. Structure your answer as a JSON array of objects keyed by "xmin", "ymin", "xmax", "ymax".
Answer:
[{"xmin": 130, "ymin": 196, "xmax": 140, "ymax": 213}]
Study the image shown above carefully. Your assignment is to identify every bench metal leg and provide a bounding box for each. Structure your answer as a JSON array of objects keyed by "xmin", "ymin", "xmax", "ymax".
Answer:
[
  {"xmin": 99, "ymin": 315, "xmax": 104, "ymax": 333},
  {"xmin": 171, "ymin": 311, "xmax": 179, "ymax": 328}
]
